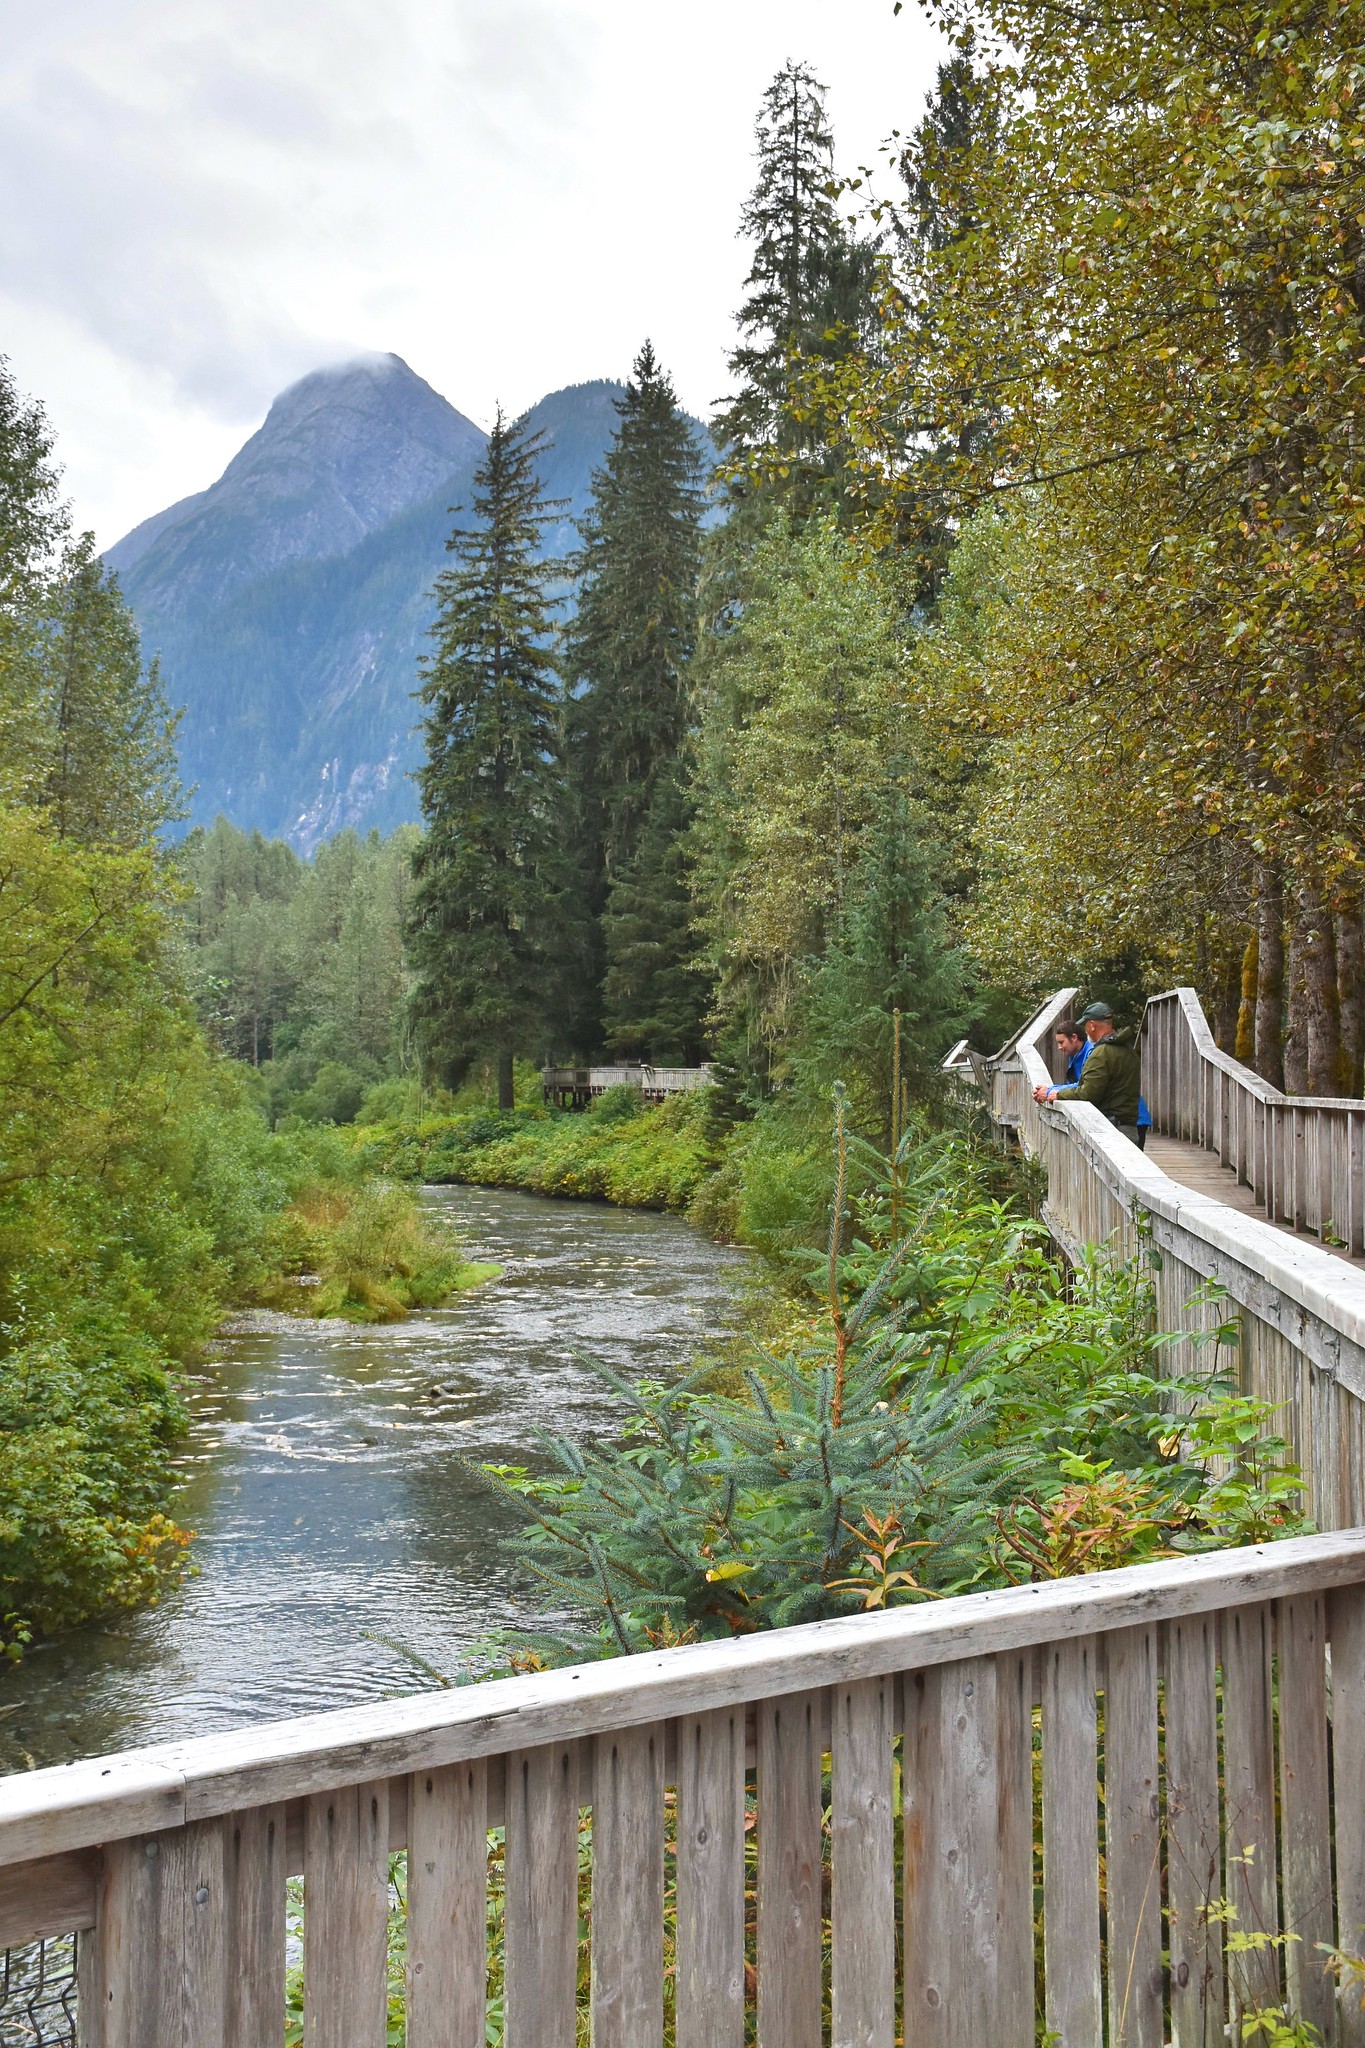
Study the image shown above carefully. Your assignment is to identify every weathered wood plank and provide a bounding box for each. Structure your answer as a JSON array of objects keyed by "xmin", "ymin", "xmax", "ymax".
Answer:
[
  {"xmin": 1221, "ymin": 1603, "xmax": 1280, "ymax": 2019},
  {"xmin": 1041, "ymin": 1636, "xmax": 1102, "ymax": 2048},
  {"xmin": 182, "ymin": 1817, "xmax": 228, "ymax": 2048},
  {"xmin": 1276, "ymin": 1594, "xmax": 1336, "ymax": 2043},
  {"xmin": 303, "ymin": 1780, "xmax": 390, "ymax": 2048},
  {"xmin": 830, "ymin": 1675, "xmax": 895, "ymax": 2048},
  {"xmin": 757, "ymin": 1689, "xmax": 823, "ymax": 2048},
  {"xmin": 0, "ymin": 1848, "xmax": 98, "ymax": 1948},
  {"xmin": 1332, "ymin": 1584, "xmax": 1365, "ymax": 2048},
  {"xmin": 504, "ymin": 1742, "xmax": 578, "ymax": 2048},
  {"xmin": 994, "ymin": 1649, "xmax": 1035, "ymax": 2048},
  {"xmin": 591, "ymin": 1723, "xmax": 664, "ymax": 2048},
  {"xmin": 406, "ymin": 1761, "xmax": 487, "ymax": 2048},
  {"xmin": 1103, "ymin": 1625, "xmax": 1162, "ymax": 2048},
  {"xmin": 1164, "ymin": 1613, "xmax": 1224, "ymax": 2048},
  {"xmin": 224, "ymin": 1804, "xmax": 286, "ymax": 2048},
  {"xmin": 11, "ymin": 1535, "xmax": 1365, "ymax": 1854},
  {"xmin": 905, "ymin": 1657, "xmax": 1007, "ymax": 2046},
  {"xmin": 80, "ymin": 1827, "xmax": 188, "ymax": 2048},
  {"xmin": 675, "ymin": 1706, "xmax": 746, "ymax": 2048}
]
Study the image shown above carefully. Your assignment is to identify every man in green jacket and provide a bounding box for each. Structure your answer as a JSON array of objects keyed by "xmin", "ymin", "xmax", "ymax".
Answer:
[{"xmin": 1033, "ymin": 1001, "xmax": 1144, "ymax": 1145}]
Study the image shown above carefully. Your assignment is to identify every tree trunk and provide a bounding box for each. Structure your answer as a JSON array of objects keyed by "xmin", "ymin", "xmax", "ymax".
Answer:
[
  {"xmin": 1337, "ymin": 892, "xmax": 1364, "ymax": 1095},
  {"xmin": 497, "ymin": 1046, "xmax": 515, "ymax": 1111},
  {"xmin": 1254, "ymin": 867, "xmax": 1285, "ymax": 1089},
  {"xmin": 1296, "ymin": 878, "xmax": 1341, "ymax": 1096},
  {"xmin": 1282, "ymin": 916, "xmax": 1308, "ymax": 1095},
  {"xmin": 1214, "ymin": 951, "xmax": 1241, "ymax": 1055},
  {"xmin": 1235, "ymin": 933, "xmax": 1258, "ymax": 1065}
]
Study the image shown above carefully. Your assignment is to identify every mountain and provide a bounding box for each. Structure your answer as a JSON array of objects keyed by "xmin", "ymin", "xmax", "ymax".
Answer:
[{"xmin": 108, "ymin": 359, "xmax": 646, "ymax": 849}]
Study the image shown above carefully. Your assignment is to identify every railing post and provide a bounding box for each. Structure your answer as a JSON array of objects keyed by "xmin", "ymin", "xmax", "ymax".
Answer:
[
  {"xmin": 831, "ymin": 1675, "xmax": 896, "ymax": 2048},
  {"xmin": 78, "ymin": 1819, "xmax": 233, "ymax": 2048}
]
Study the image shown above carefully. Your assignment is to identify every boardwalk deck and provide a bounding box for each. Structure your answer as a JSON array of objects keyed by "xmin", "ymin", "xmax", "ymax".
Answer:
[{"xmin": 1146, "ymin": 1133, "xmax": 1365, "ymax": 1271}]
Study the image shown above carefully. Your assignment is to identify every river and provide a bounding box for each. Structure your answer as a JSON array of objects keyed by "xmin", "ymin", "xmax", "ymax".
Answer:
[{"xmin": 0, "ymin": 1186, "xmax": 741, "ymax": 1772}]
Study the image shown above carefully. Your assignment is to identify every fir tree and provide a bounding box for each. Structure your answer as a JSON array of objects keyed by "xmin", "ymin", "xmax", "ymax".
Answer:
[
  {"xmin": 600, "ymin": 762, "xmax": 710, "ymax": 1061},
  {"xmin": 41, "ymin": 538, "xmax": 182, "ymax": 847},
  {"xmin": 560, "ymin": 343, "xmax": 706, "ymax": 1052},
  {"xmin": 714, "ymin": 61, "xmax": 878, "ymax": 510},
  {"xmin": 408, "ymin": 410, "xmax": 565, "ymax": 1107}
]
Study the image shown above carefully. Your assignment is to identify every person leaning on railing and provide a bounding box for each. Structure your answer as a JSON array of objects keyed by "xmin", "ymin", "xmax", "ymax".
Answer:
[{"xmin": 1032, "ymin": 1001, "xmax": 1146, "ymax": 1147}]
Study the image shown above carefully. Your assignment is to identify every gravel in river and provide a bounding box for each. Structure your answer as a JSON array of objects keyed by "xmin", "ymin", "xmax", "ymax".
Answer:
[{"xmin": 0, "ymin": 1185, "xmax": 742, "ymax": 1770}]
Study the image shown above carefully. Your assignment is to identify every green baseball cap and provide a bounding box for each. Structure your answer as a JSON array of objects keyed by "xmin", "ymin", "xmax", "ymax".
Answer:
[{"xmin": 1076, "ymin": 1001, "xmax": 1114, "ymax": 1022}]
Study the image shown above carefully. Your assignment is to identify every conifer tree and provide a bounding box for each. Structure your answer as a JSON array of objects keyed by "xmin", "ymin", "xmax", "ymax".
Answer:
[
  {"xmin": 600, "ymin": 762, "xmax": 710, "ymax": 1061},
  {"xmin": 408, "ymin": 410, "xmax": 564, "ymax": 1107},
  {"xmin": 41, "ymin": 538, "xmax": 182, "ymax": 847},
  {"xmin": 560, "ymin": 343, "xmax": 706, "ymax": 1052},
  {"xmin": 714, "ymin": 61, "xmax": 877, "ymax": 509}
]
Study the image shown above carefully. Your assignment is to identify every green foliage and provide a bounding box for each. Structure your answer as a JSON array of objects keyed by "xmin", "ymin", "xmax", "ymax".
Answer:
[
  {"xmin": 408, "ymin": 408, "xmax": 566, "ymax": 1105},
  {"xmin": 477, "ymin": 1103, "xmax": 1310, "ymax": 1658}
]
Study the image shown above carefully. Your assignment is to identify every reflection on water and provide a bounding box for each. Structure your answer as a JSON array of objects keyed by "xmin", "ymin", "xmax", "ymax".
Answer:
[{"xmin": 0, "ymin": 1186, "xmax": 741, "ymax": 1770}]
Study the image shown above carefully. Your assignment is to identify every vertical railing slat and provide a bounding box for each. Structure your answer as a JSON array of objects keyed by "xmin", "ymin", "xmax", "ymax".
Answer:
[
  {"xmin": 831, "ymin": 1675, "xmax": 895, "ymax": 2048},
  {"xmin": 675, "ymin": 1705, "xmax": 746, "ymax": 2048},
  {"xmin": 223, "ymin": 1805, "xmax": 285, "ymax": 2048},
  {"xmin": 1221, "ymin": 1604, "xmax": 1280, "ymax": 2019},
  {"xmin": 303, "ymin": 1781, "xmax": 390, "ymax": 2048},
  {"xmin": 504, "ymin": 1742, "xmax": 579, "ymax": 2048},
  {"xmin": 406, "ymin": 1760, "xmax": 487, "ymax": 2048},
  {"xmin": 1103, "ymin": 1626, "xmax": 1162, "ymax": 2048},
  {"xmin": 757, "ymin": 1689, "xmax": 823, "ymax": 2048},
  {"xmin": 995, "ymin": 1649, "xmax": 1036, "ymax": 2048},
  {"xmin": 591, "ymin": 1722, "xmax": 665, "ymax": 2048},
  {"xmin": 1165, "ymin": 1613, "xmax": 1224, "ymax": 2048},
  {"xmin": 1333, "ymin": 1585, "xmax": 1365, "ymax": 2048},
  {"xmin": 906, "ymin": 1655, "xmax": 1012, "ymax": 2045},
  {"xmin": 1276, "ymin": 1594, "xmax": 1336, "ymax": 2042},
  {"xmin": 1042, "ymin": 1636, "xmax": 1102, "ymax": 2048}
]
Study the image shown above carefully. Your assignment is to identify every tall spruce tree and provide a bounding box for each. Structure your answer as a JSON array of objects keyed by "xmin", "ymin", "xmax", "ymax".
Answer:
[
  {"xmin": 600, "ymin": 761, "xmax": 710, "ymax": 1061},
  {"xmin": 561, "ymin": 343, "xmax": 707, "ymax": 1053},
  {"xmin": 41, "ymin": 538, "xmax": 182, "ymax": 847},
  {"xmin": 408, "ymin": 410, "xmax": 564, "ymax": 1107},
  {"xmin": 714, "ymin": 61, "xmax": 877, "ymax": 510}
]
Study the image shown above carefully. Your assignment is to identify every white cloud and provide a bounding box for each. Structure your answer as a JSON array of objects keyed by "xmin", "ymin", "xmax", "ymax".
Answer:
[{"xmin": 0, "ymin": 0, "xmax": 947, "ymax": 545}]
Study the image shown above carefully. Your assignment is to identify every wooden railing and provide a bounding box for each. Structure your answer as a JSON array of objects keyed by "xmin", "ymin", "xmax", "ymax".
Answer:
[
  {"xmin": 1143, "ymin": 987, "xmax": 1365, "ymax": 1257},
  {"xmin": 954, "ymin": 990, "xmax": 1365, "ymax": 1531},
  {"xmin": 5, "ymin": 1533, "xmax": 1365, "ymax": 2045}
]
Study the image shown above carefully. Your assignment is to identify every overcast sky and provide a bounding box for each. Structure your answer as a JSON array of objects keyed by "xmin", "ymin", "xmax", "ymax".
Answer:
[{"xmin": 2, "ymin": 0, "xmax": 947, "ymax": 546}]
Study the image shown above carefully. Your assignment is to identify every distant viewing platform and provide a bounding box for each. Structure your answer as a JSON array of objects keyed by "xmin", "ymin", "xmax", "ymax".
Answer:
[{"xmin": 542, "ymin": 1062, "xmax": 715, "ymax": 1109}]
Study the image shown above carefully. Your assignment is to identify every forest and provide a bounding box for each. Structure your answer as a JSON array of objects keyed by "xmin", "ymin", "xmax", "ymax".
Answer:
[{"xmin": 1, "ymin": 0, "xmax": 1360, "ymax": 1668}]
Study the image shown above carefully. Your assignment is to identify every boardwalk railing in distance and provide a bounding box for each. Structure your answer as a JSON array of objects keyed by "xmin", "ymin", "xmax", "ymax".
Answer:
[
  {"xmin": 954, "ymin": 988, "xmax": 1365, "ymax": 1531},
  {"xmin": 3, "ymin": 1534, "xmax": 1365, "ymax": 2044},
  {"xmin": 1143, "ymin": 986, "xmax": 1365, "ymax": 1257},
  {"xmin": 542, "ymin": 1062, "xmax": 714, "ymax": 1109}
]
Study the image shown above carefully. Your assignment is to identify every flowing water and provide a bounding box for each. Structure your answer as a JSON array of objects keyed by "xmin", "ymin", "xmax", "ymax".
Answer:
[{"xmin": 0, "ymin": 1186, "xmax": 742, "ymax": 1772}]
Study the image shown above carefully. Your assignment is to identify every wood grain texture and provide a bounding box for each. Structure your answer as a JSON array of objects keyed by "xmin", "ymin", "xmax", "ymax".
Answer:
[
  {"xmin": 675, "ymin": 1706, "xmax": 746, "ymax": 2048},
  {"xmin": 406, "ymin": 1761, "xmax": 487, "ymax": 2048},
  {"xmin": 0, "ymin": 1848, "xmax": 98, "ymax": 1947},
  {"xmin": 504, "ymin": 1743, "xmax": 579, "ymax": 2048},
  {"xmin": 224, "ymin": 1804, "xmax": 286, "ymax": 2048},
  {"xmin": 905, "ymin": 1657, "xmax": 1005, "ymax": 2047},
  {"xmin": 994, "ymin": 1649, "xmax": 1035, "ymax": 2048},
  {"xmin": 9, "ymin": 1535, "xmax": 1365, "ymax": 1858},
  {"xmin": 1277, "ymin": 1595, "xmax": 1336, "ymax": 2042},
  {"xmin": 590, "ymin": 1723, "xmax": 664, "ymax": 2048},
  {"xmin": 81, "ymin": 1827, "xmax": 188, "ymax": 2048},
  {"xmin": 757, "ymin": 1690, "xmax": 823, "ymax": 2048},
  {"xmin": 830, "ymin": 1675, "xmax": 895, "ymax": 2048},
  {"xmin": 303, "ymin": 1779, "xmax": 390, "ymax": 2048},
  {"xmin": 1164, "ymin": 1613, "xmax": 1224, "ymax": 2048},
  {"xmin": 1103, "ymin": 1626, "xmax": 1162, "ymax": 2048},
  {"xmin": 1332, "ymin": 1584, "xmax": 1365, "ymax": 2048},
  {"xmin": 1221, "ymin": 1604, "xmax": 1280, "ymax": 2019},
  {"xmin": 1042, "ymin": 1636, "xmax": 1102, "ymax": 2048}
]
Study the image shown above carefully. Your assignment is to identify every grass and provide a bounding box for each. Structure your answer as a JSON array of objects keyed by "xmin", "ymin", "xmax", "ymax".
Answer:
[{"xmin": 265, "ymin": 1177, "xmax": 500, "ymax": 1322}]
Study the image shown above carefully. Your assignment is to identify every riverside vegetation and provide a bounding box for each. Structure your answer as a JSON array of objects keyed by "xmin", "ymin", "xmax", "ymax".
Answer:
[{"xmin": 5, "ymin": 0, "xmax": 1358, "ymax": 1720}]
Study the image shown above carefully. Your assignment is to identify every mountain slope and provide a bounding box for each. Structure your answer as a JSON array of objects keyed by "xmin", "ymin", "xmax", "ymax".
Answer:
[{"xmin": 110, "ymin": 365, "xmax": 646, "ymax": 847}]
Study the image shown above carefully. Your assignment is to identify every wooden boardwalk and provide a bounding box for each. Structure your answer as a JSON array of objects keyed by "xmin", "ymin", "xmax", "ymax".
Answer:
[{"xmin": 1146, "ymin": 1132, "xmax": 1365, "ymax": 1271}]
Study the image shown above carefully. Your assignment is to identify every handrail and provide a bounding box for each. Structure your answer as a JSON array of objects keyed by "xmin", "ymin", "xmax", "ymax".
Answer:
[
  {"xmin": 4, "ymin": 1532, "xmax": 1365, "ymax": 2045},
  {"xmin": 3, "ymin": 1530, "xmax": 1363, "ymax": 1869}
]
